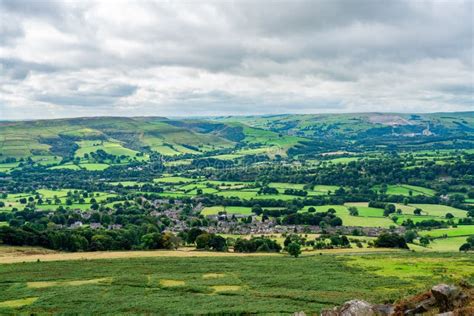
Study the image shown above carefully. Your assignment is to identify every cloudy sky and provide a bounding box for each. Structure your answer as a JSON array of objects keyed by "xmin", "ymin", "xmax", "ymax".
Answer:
[{"xmin": 0, "ymin": 0, "xmax": 472, "ymax": 119}]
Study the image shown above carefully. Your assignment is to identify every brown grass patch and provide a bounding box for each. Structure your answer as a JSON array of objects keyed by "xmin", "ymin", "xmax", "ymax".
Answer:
[
  {"xmin": 212, "ymin": 285, "xmax": 241, "ymax": 292},
  {"xmin": 160, "ymin": 279, "xmax": 185, "ymax": 287},
  {"xmin": 203, "ymin": 273, "xmax": 226, "ymax": 279},
  {"xmin": 0, "ymin": 248, "xmax": 278, "ymax": 264},
  {"xmin": 0, "ymin": 297, "xmax": 38, "ymax": 308},
  {"xmin": 27, "ymin": 277, "xmax": 111, "ymax": 288},
  {"xmin": 0, "ymin": 245, "xmax": 57, "ymax": 258}
]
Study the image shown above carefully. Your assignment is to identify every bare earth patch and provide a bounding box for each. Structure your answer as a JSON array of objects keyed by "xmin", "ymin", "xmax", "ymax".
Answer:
[
  {"xmin": 0, "ymin": 297, "xmax": 38, "ymax": 308},
  {"xmin": 27, "ymin": 278, "xmax": 111, "ymax": 288}
]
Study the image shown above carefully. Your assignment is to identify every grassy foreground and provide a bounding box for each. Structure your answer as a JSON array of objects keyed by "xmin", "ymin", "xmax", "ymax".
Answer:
[{"xmin": 0, "ymin": 252, "xmax": 472, "ymax": 314}]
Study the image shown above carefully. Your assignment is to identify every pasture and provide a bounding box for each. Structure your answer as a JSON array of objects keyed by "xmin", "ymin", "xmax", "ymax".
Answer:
[
  {"xmin": 300, "ymin": 204, "xmax": 396, "ymax": 228},
  {"xmin": 78, "ymin": 163, "xmax": 110, "ymax": 171},
  {"xmin": 75, "ymin": 140, "xmax": 140, "ymax": 159},
  {"xmin": 419, "ymin": 226, "xmax": 474, "ymax": 238},
  {"xmin": 409, "ymin": 204, "xmax": 467, "ymax": 218},
  {"xmin": 0, "ymin": 190, "xmax": 116, "ymax": 212},
  {"xmin": 201, "ymin": 206, "xmax": 253, "ymax": 216},
  {"xmin": 374, "ymin": 184, "xmax": 436, "ymax": 196},
  {"xmin": 0, "ymin": 253, "xmax": 472, "ymax": 314}
]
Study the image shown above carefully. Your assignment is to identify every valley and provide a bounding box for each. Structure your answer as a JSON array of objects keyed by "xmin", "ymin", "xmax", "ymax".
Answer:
[{"xmin": 0, "ymin": 113, "xmax": 473, "ymax": 314}]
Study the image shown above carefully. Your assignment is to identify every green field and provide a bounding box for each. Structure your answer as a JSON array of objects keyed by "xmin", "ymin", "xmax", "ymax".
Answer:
[
  {"xmin": 78, "ymin": 163, "xmax": 110, "ymax": 171},
  {"xmin": 0, "ymin": 190, "xmax": 116, "ymax": 213},
  {"xmin": 201, "ymin": 206, "xmax": 253, "ymax": 216},
  {"xmin": 326, "ymin": 157, "xmax": 359, "ymax": 164},
  {"xmin": 108, "ymin": 181, "xmax": 145, "ymax": 187},
  {"xmin": 394, "ymin": 214, "xmax": 443, "ymax": 224},
  {"xmin": 0, "ymin": 162, "xmax": 20, "ymax": 173},
  {"xmin": 75, "ymin": 140, "xmax": 140, "ymax": 159},
  {"xmin": 49, "ymin": 164, "xmax": 81, "ymax": 171},
  {"xmin": 375, "ymin": 184, "xmax": 436, "ymax": 196},
  {"xmin": 419, "ymin": 226, "xmax": 474, "ymax": 238},
  {"xmin": 311, "ymin": 185, "xmax": 341, "ymax": 195},
  {"xmin": 0, "ymin": 253, "xmax": 472, "ymax": 314},
  {"xmin": 216, "ymin": 190, "xmax": 299, "ymax": 201},
  {"xmin": 345, "ymin": 203, "xmax": 386, "ymax": 217},
  {"xmin": 163, "ymin": 159, "xmax": 193, "ymax": 167},
  {"xmin": 268, "ymin": 182, "xmax": 306, "ymax": 190},
  {"xmin": 154, "ymin": 176, "xmax": 197, "ymax": 184},
  {"xmin": 424, "ymin": 237, "xmax": 469, "ymax": 252},
  {"xmin": 409, "ymin": 204, "xmax": 467, "ymax": 218},
  {"xmin": 299, "ymin": 204, "xmax": 396, "ymax": 228}
]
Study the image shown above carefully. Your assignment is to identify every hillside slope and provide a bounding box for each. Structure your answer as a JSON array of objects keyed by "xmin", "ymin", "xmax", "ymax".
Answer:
[
  {"xmin": 0, "ymin": 117, "xmax": 235, "ymax": 159},
  {"xmin": 1, "ymin": 112, "xmax": 472, "ymax": 161}
]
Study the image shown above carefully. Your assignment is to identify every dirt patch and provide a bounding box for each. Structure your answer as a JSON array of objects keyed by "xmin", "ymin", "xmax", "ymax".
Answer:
[
  {"xmin": 0, "ymin": 297, "xmax": 38, "ymax": 308},
  {"xmin": 27, "ymin": 277, "xmax": 111, "ymax": 288}
]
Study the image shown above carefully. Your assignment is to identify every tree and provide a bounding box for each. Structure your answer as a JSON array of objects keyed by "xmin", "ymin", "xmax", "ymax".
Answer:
[
  {"xmin": 445, "ymin": 213, "xmax": 454, "ymax": 219},
  {"xmin": 383, "ymin": 204, "xmax": 396, "ymax": 216},
  {"xmin": 348, "ymin": 207, "xmax": 358, "ymax": 216},
  {"xmin": 459, "ymin": 236, "xmax": 474, "ymax": 252},
  {"xmin": 195, "ymin": 233, "xmax": 227, "ymax": 251},
  {"xmin": 161, "ymin": 232, "xmax": 181, "ymax": 250},
  {"xmin": 413, "ymin": 208, "xmax": 422, "ymax": 215},
  {"xmin": 141, "ymin": 233, "xmax": 162, "ymax": 249},
  {"xmin": 419, "ymin": 236, "xmax": 430, "ymax": 246},
  {"xmin": 195, "ymin": 233, "xmax": 210, "ymax": 250},
  {"xmin": 91, "ymin": 234, "xmax": 114, "ymax": 251},
  {"xmin": 186, "ymin": 228, "xmax": 204, "ymax": 244},
  {"xmin": 208, "ymin": 235, "xmax": 227, "ymax": 251},
  {"xmin": 459, "ymin": 243, "xmax": 471, "ymax": 252},
  {"xmin": 251, "ymin": 204, "xmax": 263, "ymax": 215},
  {"xmin": 404, "ymin": 230, "xmax": 417, "ymax": 243},
  {"xmin": 374, "ymin": 233, "xmax": 408, "ymax": 249},
  {"xmin": 330, "ymin": 217, "xmax": 342, "ymax": 226},
  {"xmin": 287, "ymin": 242, "xmax": 301, "ymax": 258}
]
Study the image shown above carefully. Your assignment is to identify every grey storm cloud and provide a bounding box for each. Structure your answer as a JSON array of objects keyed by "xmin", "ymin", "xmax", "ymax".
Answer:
[{"xmin": 0, "ymin": 0, "xmax": 472, "ymax": 119}]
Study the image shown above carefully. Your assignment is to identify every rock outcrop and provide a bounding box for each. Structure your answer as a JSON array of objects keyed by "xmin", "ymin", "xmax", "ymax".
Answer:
[{"xmin": 319, "ymin": 282, "xmax": 473, "ymax": 316}]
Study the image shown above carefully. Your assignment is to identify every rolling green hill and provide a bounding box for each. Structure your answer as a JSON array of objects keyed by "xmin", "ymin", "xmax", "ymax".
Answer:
[
  {"xmin": 212, "ymin": 112, "xmax": 474, "ymax": 152},
  {"xmin": 0, "ymin": 117, "xmax": 235, "ymax": 160},
  {"xmin": 1, "ymin": 112, "xmax": 472, "ymax": 161}
]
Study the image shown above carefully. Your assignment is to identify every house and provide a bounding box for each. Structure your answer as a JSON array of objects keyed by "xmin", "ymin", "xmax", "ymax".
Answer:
[
  {"xmin": 90, "ymin": 223, "xmax": 103, "ymax": 229},
  {"xmin": 69, "ymin": 221, "xmax": 83, "ymax": 229}
]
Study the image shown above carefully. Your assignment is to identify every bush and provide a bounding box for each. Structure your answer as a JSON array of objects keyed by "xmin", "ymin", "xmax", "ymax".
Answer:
[
  {"xmin": 459, "ymin": 243, "xmax": 471, "ymax": 252},
  {"xmin": 234, "ymin": 237, "xmax": 281, "ymax": 253},
  {"xmin": 374, "ymin": 233, "xmax": 409, "ymax": 249},
  {"xmin": 195, "ymin": 233, "xmax": 227, "ymax": 251},
  {"xmin": 287, "ymin": 242, "xmax": 301, "ymax": 257}
]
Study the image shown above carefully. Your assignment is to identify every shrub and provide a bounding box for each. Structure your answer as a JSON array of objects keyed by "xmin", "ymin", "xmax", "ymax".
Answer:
[
  {"xmin": 287, "ymin": 242, "xmax": 301, "ymax": 258},
  {"xmin": 374, "ymin": 233, "xmax": 409, "ymax": 249}
]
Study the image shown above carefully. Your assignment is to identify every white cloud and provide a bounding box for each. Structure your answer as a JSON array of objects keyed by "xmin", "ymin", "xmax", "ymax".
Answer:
[{"xmin": 0, "ymin": 0, "xmax": 472, "ymax": 119}]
